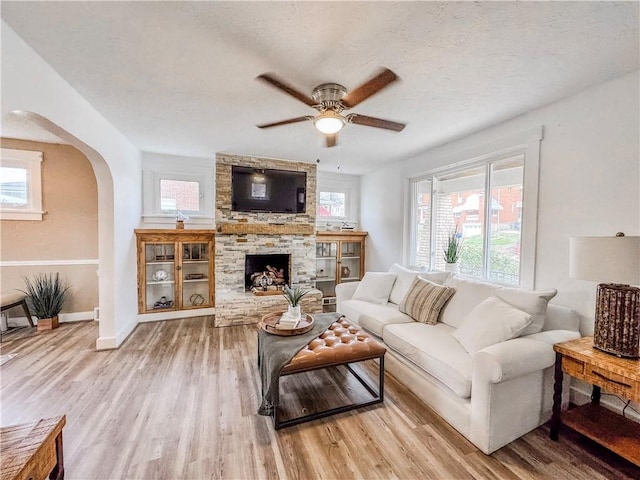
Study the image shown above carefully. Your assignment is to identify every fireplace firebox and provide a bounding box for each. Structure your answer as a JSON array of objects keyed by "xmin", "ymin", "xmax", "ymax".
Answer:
[{"xmin": 245, "ymin": 254, "xmax": 291, "ymax": 292}]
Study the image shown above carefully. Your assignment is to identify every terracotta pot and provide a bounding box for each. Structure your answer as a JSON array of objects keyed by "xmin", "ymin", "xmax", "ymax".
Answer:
[
  {"xmin": 37, "ymin": 315, "xmax": 59, "ymax": 331},
  {"xmin": 176, "ymin": 220, "xmax": 185, "ymax": 229}
]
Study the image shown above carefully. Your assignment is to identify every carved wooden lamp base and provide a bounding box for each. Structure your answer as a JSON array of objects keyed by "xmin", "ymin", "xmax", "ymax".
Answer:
[{"xmin": 594, "ymin": 283, "xmax": 640, "ymax": 358}]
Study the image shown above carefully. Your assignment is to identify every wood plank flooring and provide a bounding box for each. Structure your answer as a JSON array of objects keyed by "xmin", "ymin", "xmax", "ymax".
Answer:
[{"xmin": 1, "ymin": 318, "xmax": 638, "ymax": 479}]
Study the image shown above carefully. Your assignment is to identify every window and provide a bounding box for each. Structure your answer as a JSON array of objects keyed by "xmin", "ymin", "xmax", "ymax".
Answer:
[
  {"xmin": 318, "ymin": 191, "xmax": 347, "ymax": 218},
  {"xmin": 0, "ymin": 148, "xmax": 43, "ymax": 220},
  {"xmin": 142, "ymin": 159, "xmax": 214, "ymax": 225},
  {"xmin": 410, "ymin": 153, "xmax": 527, "ymax": 286},
  {"xmin": 159, "ymin": 179, "xmax": 200, "ymax": 213}
]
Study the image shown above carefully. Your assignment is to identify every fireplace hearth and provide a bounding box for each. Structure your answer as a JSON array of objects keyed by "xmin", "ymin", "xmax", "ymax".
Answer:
[{"xmin": 245, "ymin": 254, "xmax": 290, "ymax": 292}]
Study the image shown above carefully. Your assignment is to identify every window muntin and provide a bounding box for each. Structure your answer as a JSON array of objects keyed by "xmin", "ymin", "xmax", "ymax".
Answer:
[
  {"xmin": 410, "ymin": 153, "xmax": 525, "ymax": 286},
  {"xmin": 0, "ymin": 148, "xmax": 43, "ymax": 221}
]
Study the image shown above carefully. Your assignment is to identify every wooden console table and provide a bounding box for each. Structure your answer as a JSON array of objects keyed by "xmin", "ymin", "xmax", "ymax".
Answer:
[
  {"xmin": 0, "ymin": 416, "xmax": 66, "ymax": 480},
  {"xmin": 551, "ymin": 337, "xmax": 639, "ymax": 466}
]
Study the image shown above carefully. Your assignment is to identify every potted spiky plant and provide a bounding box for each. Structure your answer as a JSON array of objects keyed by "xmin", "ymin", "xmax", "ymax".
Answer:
[
  {"xmin": 282, "ymin": 284, "xmax": 310, "ymax": 320},
  {"xmin": 20, "ymin": 273, "xmax": 70, "ymax": 331},
  {"xmin": 443, "ymin": 227, "xmax": 464, "ymax": 274}
]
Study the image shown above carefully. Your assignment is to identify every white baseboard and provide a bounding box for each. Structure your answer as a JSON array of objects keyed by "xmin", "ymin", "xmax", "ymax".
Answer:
[
  {"xmin": 138, "ymin": 307, "xmax": 215, "ymax": 323},
  {"xmin": 570, "ymin": 383, "xmax": 640, "ymax": 423},
  {"xmin": 6, "ymin": 311, "xmax": 94, "ymax": 327}
]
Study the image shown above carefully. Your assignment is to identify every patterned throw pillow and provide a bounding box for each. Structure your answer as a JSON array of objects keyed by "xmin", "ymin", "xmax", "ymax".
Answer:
[{"xmin": 399, "ymin": 276, "xmax": 456, "ymax": 325}]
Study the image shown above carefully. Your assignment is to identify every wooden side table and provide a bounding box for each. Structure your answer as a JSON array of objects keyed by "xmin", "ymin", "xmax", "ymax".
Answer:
[
  {"xmin": 551, "ymin": 337, "xmax": 639, "ymax": 466},
  {"xmin": 0, "ymin": 416, "xmax": 66, "ymax": 480}
]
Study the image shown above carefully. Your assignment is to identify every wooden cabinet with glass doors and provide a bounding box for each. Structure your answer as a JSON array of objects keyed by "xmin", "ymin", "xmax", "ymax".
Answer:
[
  {"xmin": 315, "ymin": 231, "xmax": 367, "ymax": 312},
  {"xmin": 135, "ymin": 229, "xmax": 215, "ymax": 314}
]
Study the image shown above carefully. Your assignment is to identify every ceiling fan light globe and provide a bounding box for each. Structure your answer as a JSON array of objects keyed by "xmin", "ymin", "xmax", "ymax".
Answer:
[{"xmin": 314, "ymin": 113, "xmax": 345, "ymax": 134}]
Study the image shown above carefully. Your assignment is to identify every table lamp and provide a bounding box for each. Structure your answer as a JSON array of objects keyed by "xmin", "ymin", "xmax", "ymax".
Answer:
[{"xmin": 570, "ymin": 233, "xmax": 640, "ymax": 358}]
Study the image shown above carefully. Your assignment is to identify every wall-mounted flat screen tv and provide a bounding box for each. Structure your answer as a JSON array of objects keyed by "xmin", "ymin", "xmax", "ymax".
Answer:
[{"xmin": 231, "ymin": 166, "xmax": 307, "ymax": 213}]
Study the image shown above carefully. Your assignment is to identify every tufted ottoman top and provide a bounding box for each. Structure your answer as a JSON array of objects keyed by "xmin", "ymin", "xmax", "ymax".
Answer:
[{"xmin": 282, "ymin": 316, "xmax": 386, "ymax": 375}]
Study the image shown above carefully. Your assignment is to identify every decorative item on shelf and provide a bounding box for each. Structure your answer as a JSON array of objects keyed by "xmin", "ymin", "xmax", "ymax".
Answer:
[
  {"xmin": 282, "ymin": 284, "xmax": 310, "ymax": 320},
  {"xmin": 20, "ymin": 273, "xmax": 70, "ymax": 331},
  {"xmin": 570, "ymin": 232, "xmax": 640, "ymax": 358},
  {"xmin": 185, "ymin": 273, "xmax": 206, "ymax": 280},
  {"xmin": 153, "ymin": 296, "xmax": 173, "ymax": 309},
  {"xmin": 443, "ymin": 226, "xmax": 464, "ymax": 274},
  {"xmin": 175, "ymin": 211, "xmax": 189, "ymax": 230},
  {"xmin": 341, "ymin": 266, "xmax": 351, "ymax": 278},
  {"xmin": 152, "ymin": 269, "xmax": 168, "ymax": 282},
  {"xmin": 189, "ymin": 293, "xmax": 205, "ymax": 306}
]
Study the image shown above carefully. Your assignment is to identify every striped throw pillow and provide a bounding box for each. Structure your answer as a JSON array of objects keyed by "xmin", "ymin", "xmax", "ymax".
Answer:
[{"xmin": 399, "ymin": 277, "xmax": 456, "ymax": 325}]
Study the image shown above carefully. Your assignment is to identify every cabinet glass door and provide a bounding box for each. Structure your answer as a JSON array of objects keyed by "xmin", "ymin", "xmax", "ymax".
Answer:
[
  {"xmin": 315, "ymin": 241, "xmax": 338, "ymax": 297},
  {"xmin": 145, "ymin": 242, "xmax": 176, "ymax": 311},
  {"xmin": 182, "ymin": 242, "xmax": 211, "ymax": 308},
  {"xmin": 340, "ymin": 241, "xmax": 362, "ymax": 282}
]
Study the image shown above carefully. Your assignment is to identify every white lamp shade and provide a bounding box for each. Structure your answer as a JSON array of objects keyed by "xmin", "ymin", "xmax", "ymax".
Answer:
[
  {"xmin": 570, "ymin": 235, "xmax": 640, "ymax": 285},
  {"xmin": 314, "ymin": 111, "xmax": 345, "ymax": 134}
]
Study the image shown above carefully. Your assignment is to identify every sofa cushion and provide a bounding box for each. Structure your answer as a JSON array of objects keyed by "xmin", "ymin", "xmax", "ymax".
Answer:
[
  {"xmin": 387, "ymin": 264, "xmax": 450, "ymax": 305},
  {"xmin": 383, "ymin": 322, "xmax": 473, "ymax": 398},
  {"xmin": 440, "ymin": 276, "xmax": 500, "ymax": 328},
  {"xmin": 452, "ymin": 296, "xmax": 532, "ymax": 355},
  {"xmin": 388, "ymin": 264, "xmax": 420, "ymax": 305},
  {"xmin": 352, "ymin": 272, "xmax": 397, "ymax": 305},
  {"xmin": 399, "ymin": 277, "xmax": 455, "ymax": 325},
  {"xmin": 340, "ymin": 299, "xmax": 414, "ymax": 337},
  {"xmin": 495, "ymin": 286, "xmax": 557, "ymax": 335}
]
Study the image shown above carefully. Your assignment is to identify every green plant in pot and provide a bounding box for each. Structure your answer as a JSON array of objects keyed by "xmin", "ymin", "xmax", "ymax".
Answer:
[
  {"xmin": 282, "ymin": 284, "xmax": 310, "ymax": 319},
  {"xmin": 20, "ymin": 273, "xmax": 70, "ymax": 331},
  {"xmin": 443, "ymin": 227, "xmax": 464, "ymax": 274}
]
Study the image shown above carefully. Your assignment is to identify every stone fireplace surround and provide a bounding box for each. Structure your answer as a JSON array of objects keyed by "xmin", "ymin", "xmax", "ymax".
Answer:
[{"xmin": 214, "ymin": 153, "xmax": 322, "ymax": 327}]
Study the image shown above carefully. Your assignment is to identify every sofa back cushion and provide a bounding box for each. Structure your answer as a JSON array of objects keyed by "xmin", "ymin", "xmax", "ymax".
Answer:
[
  {"xmin": 495, "ymin": 287, "xmax": 557, "ymax": 335},
  {"xmin": 399, "ymin": 277, "xmax": 456, "ymax": 325},
  {"xmin": 387, "ymin": 264, "xmax": 450, "ymax": 305},
  {"xmin": 440, "ymin": 276, "xmax": 500, "ymax": 328},
  {"xmin": 452, "ymin": 296, "xmax": 533, "ymax": 355},
  {"xmin": 352, "ymin": 272, "xmax": 397, "ymax": 305}
]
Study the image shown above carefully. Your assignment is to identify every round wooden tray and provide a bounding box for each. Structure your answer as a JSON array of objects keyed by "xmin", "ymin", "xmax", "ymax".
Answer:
[{"xmin": 260, "ymin": 312, "xmax": 314, "ymax": 336}]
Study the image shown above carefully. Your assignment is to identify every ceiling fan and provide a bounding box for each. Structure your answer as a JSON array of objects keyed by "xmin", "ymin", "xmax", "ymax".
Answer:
[{"xmin": 256, "ymin": 67, "xmax": 406, "ymax": 147}]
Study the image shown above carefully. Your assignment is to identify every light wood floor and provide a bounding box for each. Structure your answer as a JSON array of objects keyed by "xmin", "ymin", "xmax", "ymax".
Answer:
[{"xmin": 1, "ymin": 318, "xmax": 638, "ymax": 479}]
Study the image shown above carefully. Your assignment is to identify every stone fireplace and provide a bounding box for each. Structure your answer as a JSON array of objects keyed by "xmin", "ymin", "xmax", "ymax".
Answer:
[{"xmin": 214, "ymin": 153, "xmax": 322, "ymax": 326}]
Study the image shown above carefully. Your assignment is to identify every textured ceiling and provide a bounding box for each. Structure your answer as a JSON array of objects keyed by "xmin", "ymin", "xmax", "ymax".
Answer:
[{"xmin": 2, "ymin": 2, "xmax": 638, "ymax": 174}]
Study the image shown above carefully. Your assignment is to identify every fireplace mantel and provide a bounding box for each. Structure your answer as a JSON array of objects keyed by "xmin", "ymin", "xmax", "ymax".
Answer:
[{"xmin": 217, "ymin": 222, "xmax": 315, "ymax": 235}]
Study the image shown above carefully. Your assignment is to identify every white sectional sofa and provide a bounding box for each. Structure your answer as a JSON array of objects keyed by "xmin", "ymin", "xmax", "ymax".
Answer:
[{"xmin": 336, "ymin": 264, "xmax": 581, "ymax": 454}]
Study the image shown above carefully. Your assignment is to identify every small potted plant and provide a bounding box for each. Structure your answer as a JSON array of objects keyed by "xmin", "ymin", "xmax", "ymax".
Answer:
[
  {"xmin": 175, "ymin": 211, "xmax": 189, "ymax": 229},
  {"xmin": 282, "ymin": 284, "xmax": 310, "ymax": 319},
  {"xmin": 20, "ymin": 273, "xmax": 70, "ymax": 331},
  {"xmin": 443, "ymin": 227, "xmax": 464, "ymax": 274}
]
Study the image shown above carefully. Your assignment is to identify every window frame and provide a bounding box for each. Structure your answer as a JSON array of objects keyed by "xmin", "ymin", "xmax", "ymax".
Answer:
[
  {"xmin": 0, "ymin": 147, "xmax": 44, "ymax": 221},
  {"xmin": 141, "ymin": 163, "xmax": 214, "ymax": 225},
  {"xmin": 407, "ymin": 128, "xmax": 541, "ymax": 289}
]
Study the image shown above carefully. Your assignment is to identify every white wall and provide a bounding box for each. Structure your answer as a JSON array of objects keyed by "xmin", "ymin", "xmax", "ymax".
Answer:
[
  {"xmin": 361, "ymin": 70, "xmax": 640, "ymax": 334},
  {"xmin": 2, "ymin": 22, "xmax": 142, "ymax": 349}
]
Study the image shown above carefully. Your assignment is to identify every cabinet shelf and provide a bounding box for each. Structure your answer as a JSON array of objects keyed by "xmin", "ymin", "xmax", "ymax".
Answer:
[
  {"xmin": 136, "ymin": 229, "xmax": 215, "ymax": 314},
  {"xmin": 315, "ymin": 231, "xmax": 367, "ymax": 306}
]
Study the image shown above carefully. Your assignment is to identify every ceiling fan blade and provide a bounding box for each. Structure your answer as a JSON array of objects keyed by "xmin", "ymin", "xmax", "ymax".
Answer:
[
  {"xmin": 325, "ymin": 133, "xmax": 338, "ymax": 148},
  {"xmin": 347, "ymin": 114, "xmax": 405, "ymax": 132},
  {"xmin": 257, "ymin": 116, "xmax": 312, "ymax": 129},
  {"xmin": 256, "ymin": 73, "xmax": 316, "ymax": 107},
  {"xmin": 341, "ymin": 68, "xmax": 399, "ymax": 108}
]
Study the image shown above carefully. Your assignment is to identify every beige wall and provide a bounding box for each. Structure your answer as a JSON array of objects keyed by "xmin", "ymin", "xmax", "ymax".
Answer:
[{"xmin": 1, "ymin": 138, "xmax": 98, "ymax": 313}]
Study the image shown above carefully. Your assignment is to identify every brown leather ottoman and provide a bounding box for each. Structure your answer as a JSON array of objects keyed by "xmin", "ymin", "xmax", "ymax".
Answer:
[{"xmin": 275, "ymin": 316, "xmax": 386, "ymax": 428}]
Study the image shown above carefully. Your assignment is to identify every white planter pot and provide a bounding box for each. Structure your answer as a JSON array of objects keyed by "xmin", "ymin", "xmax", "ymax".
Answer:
[
  {"xmin": 444, "ymin": 262, "xmax": 460, "ymax": 274},
  {"xmin": 287, "ymin": 305, "xmax": 301, "ymax": 319}
]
